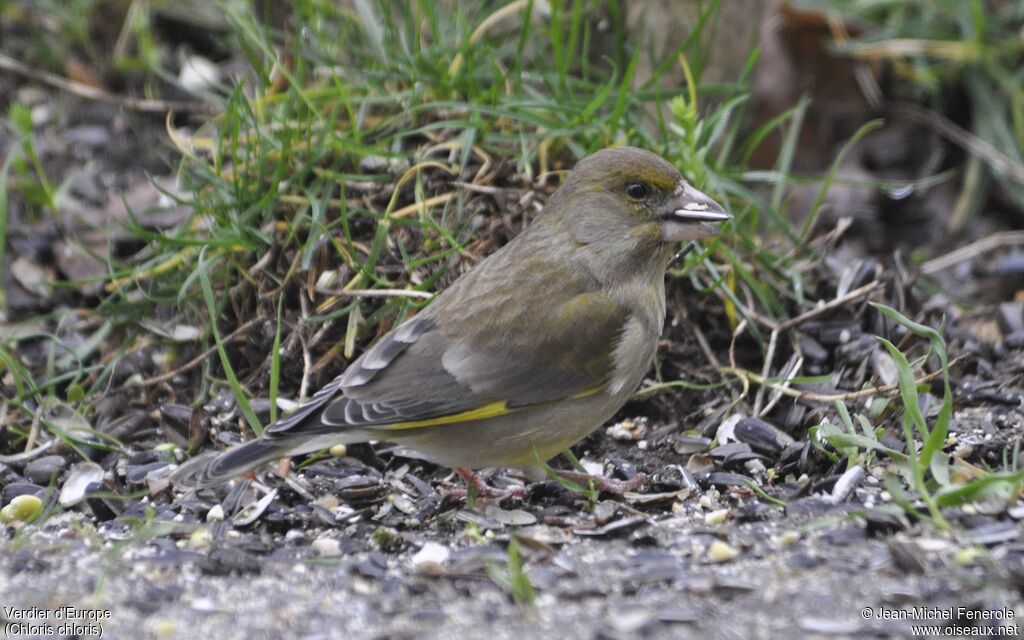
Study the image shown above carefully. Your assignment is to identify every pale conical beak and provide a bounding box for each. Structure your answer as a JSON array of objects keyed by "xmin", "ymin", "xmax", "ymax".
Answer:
[{"xmin": 660, "ymin": 181, "xmax": 731, "ymax": 241}]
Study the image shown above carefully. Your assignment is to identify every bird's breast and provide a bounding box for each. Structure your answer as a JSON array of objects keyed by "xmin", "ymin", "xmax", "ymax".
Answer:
[
  {"xmin": 607, "ymin": 315, "xmax": 658, "ymax": 397},
  {"xmin": 603, "ymin": 272, "xmax": 665, "ymax": 397}
]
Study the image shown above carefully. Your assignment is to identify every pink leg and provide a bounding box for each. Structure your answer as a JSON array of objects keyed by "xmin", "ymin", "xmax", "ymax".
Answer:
[
  {"xmin": 450, "ymin": 467, "xmax": 526, "ymax": 500},
  {"xmin": 552, "ymin": 470, "xmax": 649, "ymax": 494}
]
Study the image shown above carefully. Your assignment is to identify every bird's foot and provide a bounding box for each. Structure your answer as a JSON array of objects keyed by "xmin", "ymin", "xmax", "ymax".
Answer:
[
  {"xmin": 550, "ymin": 470, "xmax": 649, "ymax": 495},
  {"xmin": 449, "ymin": 467, "xmax": 526, "ymax": 502}
]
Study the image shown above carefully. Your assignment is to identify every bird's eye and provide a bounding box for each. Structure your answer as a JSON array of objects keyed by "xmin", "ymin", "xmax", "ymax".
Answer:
[{"xmin": 625, "ymin": 182, "xmax": 650, "ymax": 200}]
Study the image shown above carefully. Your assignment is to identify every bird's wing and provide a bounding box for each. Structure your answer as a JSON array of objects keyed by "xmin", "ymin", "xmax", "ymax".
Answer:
[{"xmin": 266, "ymin": 285, "xmax": 629, "ymax": 436}]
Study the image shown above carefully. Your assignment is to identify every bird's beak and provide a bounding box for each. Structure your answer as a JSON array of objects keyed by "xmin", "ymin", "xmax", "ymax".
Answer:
[{"xmin": 660, "ymin": 181, "xmax": 731, "ymax": 242}]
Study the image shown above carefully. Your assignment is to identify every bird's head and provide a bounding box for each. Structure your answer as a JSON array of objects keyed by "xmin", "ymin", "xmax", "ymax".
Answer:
[{"xmin": 550, "ymin": 146, "xmax": 731, "ymax": 247}]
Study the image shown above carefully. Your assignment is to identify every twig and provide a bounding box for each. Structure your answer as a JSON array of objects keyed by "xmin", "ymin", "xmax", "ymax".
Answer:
[
  {"xmin": 919, "ymin": 231, "xmax": 1024, "ymax": 275},
  {"xmin": 391, "ymin": 193, "xmax": 456, "ymax": 219},
  {"xmin": 752, "ymin": 328, "xmax": 779, "ymax": 415},
  {"xmin": 686, "ymin": 318, "xmax": 721, "ymax": 370},
  {"xmin": 247, "ymin": 246, "xmax": 276, "ymax": 278},
  {"xmin": 668, "ymin": 242, "xmax": 697, "ymax": 269},
  {"xmin": 728, "ymin": 319, "xmax": 747, "ymax": 372},
  {"xmin": 725, "ymin": 319, "xmax": 751, "ymax": 414},
  {"xmin": 24, "ymin": 408, "xmax": 41, "ymax": 453},
  {"xmin": 137, "ymin": 317, "xmax": 264, "ymax": 387},
  {"xmin": 308, "ymin": 316, "xmax": 335, "ymax": 351},
  {"xmin": 759, "ymin": 354, "xmax": 804, "ymax": 417},
  {"xmin": 0, "ymin": 52, "xmax": 218, "ymax": 115},
  {"xmin": 452, "ymin": 181, "xmax": 520, "ymax": 196},
  {"xmin": 0, "ymin": 439, "xmax": 54, "ymax": 464},
  {"xmin": 737, "ymin": 276, "xmax": 880, "ymax": 336},
  {"xmin": 720, "ymin": 353, "xmax": 970, "ymax": 404},
  {"xmin": 315, "ymin": 286, "xmax": 433, "ymax": 300},
  {"xmin": 777, "ymin": 280, "xmax": 884, "ymax": 331},
  {"xmin": 298, "ymin": 293, "xmax": 312, "ymax": 402}
]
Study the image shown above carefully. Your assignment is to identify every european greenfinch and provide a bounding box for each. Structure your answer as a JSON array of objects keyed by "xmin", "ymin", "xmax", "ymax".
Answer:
[{"xmin": 178, "ymin": 146, "xmax": 729, "ymax": 490}]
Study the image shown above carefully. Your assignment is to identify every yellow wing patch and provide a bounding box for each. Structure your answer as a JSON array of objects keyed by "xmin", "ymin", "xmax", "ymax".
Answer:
[
  {"xmin": 380, "ymin": 400, "xmax": 511, "ymax": 431},
  {"xmin": 378, "ymin": 387, "xmax": 603, "ymax": 431}
]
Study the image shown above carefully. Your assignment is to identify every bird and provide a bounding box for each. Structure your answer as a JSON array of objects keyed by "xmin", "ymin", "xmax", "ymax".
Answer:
[{"xmin": 175, "ymin": 146, "xmax": 730, "ymax": 493}]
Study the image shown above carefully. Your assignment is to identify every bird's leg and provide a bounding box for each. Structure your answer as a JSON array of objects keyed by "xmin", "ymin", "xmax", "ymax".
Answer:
[
  {"xmin": 451, "ymin": 467, "xmax": 526, "ymax": 501},
  {"xmin": 550, "ymin": 470, "xmax": 649, "ymax": 495}
]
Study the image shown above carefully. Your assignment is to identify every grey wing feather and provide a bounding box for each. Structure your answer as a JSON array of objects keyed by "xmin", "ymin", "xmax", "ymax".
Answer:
[
  {"xmin": 266, "ymin": 271, "xmax": 626, "ymax": 436},
  {"xmin": 264, "ymin": 314, "xmax": 435, "ymax": 436},
  {"xmin": 264, "ymin": 313, "xmax": 474, "ymax": 435},
  {"xmin": 320, "ymin": 313, "xmax": 622, "ymax": 429},
  {"xmin": 263, "ymin": 373, "xmax": 345, "ymax": 435},
  {"xmin": 338, "ymin": 314, "xmax": 433, "ymax": 387},
  {"xmin": 322, "ymin": 323, "xmax": 480, "ymax": 427}
]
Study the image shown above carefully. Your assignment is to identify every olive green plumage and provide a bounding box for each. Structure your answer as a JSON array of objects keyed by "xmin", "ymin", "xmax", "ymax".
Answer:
[{"xmin": 177, "ymin": 146, "xmax": 730, "ymax": 487}]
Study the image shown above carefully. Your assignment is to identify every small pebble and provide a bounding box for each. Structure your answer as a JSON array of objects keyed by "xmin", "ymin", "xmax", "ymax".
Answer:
[
  {"xmin": 954, "ymin": 547, "xmax": 980, "ymax": 565},
  {"xmin": 410, "ymin": 542, "xmax": 450, "ymax": 571},
  {"xmin": 206, "ymin": 505, "xmax": 225, "ymax": 522},
  {"xmin": 178, "ymin": 55, "xmax": 220, "ymax": 92},
  {"xmin": 606, "ymin": 418, "xmax": 647, "ymax": 441},
  {"xmin": 1, "ymin": 495, "xmax": 43, "ymax": 524},
  {"xmin": 23, "ymin": 455, "xmax": 67, "ymax": 484},
  {"xmin": 609, "ymin": 607, "xmax": 655, "ymax": 634},
  {"xmin": 779, "ymin": 531, "xmax": 800, "ymax": 546},
  {"xmin": 373, "ymin": 526, "xmax": 402, "ymax": 551},
  {"xmin": 707, "ymin": 540, "xmax": 739, "ymax": 562},
  {"xmin": 312, "ymin": 537, "xmax": 343, "ymax": 557},
  {"xmin": 704, "ymin": 509, "xmax": 729, "ymax": 526},
  {"xmin": 329, "ymin": 444, "xmax": 348, "ymax": 457},
  {"xmin": 150, "ymin": 619, "xmax": 177, "ymax": 638},
  {"xmin": 187, "ymin": 528, "xmax": 212, "ymax": 550},
  {"xmin": 315, "ymin": 494, "xmax": 340, "ymax": 510},
  {"xmin": 1, "ymin": 483, "xmax": 45, "ymax": 504},
  {"xmin": 997, "ymin": 301, "xmax": 1024, "ymax": 335},
  {"xmin": 1005, "ymin": 331, "xmax": 1024, "ymax": 349}
]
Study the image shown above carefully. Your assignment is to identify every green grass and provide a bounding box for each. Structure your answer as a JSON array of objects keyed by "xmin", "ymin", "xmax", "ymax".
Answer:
[
  {"xmin": 103, "ymin": 0, "xmax": 790, "ymax": 422},
  {"xmin": 6, "ymin": 102, "xmax": 58, "ymax": 214},
  {"xmin": 486, "ymin": 536, "xmax": 536, "ymax": 606},
  {"xmin": 817, "ymin": 302, "xmax": 1024, "ymax": 529}
]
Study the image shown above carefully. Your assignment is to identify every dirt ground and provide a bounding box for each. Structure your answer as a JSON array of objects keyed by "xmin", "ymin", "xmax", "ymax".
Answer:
[{"xmin": 3, "ymin": 494, "xmax": 1021, "ymax": 640}]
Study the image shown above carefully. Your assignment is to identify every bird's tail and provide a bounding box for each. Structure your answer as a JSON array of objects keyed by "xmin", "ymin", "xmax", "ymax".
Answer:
[{"xmin": 172, "ymin": 437, "xmax": 307, "ymax": 489}]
